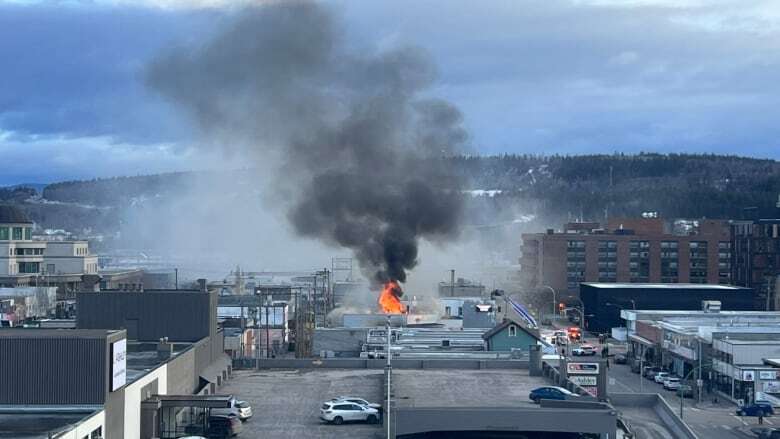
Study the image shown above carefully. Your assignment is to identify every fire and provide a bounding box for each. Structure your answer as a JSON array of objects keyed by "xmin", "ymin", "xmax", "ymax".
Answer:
[{"xmin": 378, "ymin": 280, "xmax": 406, "ymax": 314}]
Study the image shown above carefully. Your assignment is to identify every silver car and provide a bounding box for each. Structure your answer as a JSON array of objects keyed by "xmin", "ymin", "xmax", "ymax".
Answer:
[
  {"xmin": 329, "ymin": 396, "xmax": 383, "ymax": 411},
  {"xmin": 320, "ymin": 401, "xmax": 380, "ymax": 425}
]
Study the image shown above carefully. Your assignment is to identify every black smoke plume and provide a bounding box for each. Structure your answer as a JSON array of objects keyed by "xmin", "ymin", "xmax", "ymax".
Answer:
[{"xmin": 147, "ymin": 1, "xmax": 466, "ymax": 285}]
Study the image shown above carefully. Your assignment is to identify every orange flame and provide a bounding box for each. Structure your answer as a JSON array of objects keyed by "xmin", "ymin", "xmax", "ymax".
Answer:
[{"xmin": 378, "ymin": 280, "xmax": 406, "ymax": 314}]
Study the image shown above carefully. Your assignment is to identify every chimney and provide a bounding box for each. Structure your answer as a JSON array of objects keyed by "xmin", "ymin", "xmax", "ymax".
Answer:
[
  {"xmin": 157, "ymin": 337, "xmax": 173, "ymax": 361},
  {"xmin": 197, "ymin": 278, "xmax": 207, "ymax": 293}
]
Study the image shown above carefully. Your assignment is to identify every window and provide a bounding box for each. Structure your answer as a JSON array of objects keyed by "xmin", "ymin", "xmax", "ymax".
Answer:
[
  {"xmin": 47, "ymin": 264, "xmax": 55, "ymax": 274},
  {"xmin": 508, "ymin": 325, "xmax": 517, "ymax": 337},
  {"xmin": 598, "ymin": 240, "xmax": 618, "ymax": 282},
  {"xmin": 24, "ymin": 228, "xmax": 32, "ymax": 240},
  {"xmin": 0, "ymin": 227, "xmax": 8, "ymax": 240},
  {"xmin": 458, "ymin": 306, "xmax": 463, "ymax": 317},
  {"xmin": 12, "ymin": 227, "xmax": 22, "ymax": 240},
  {"xmin": 445, "ymin": 306, "xmax": 451, "ymax": 316},
  {"xmin": 17, "ymin": 262, "xmax": 40, "ymax": 274}
]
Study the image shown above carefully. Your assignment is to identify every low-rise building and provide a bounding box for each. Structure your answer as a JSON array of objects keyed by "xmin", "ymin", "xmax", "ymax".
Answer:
[
  {"xmin": 0, "ymin": 205, "xmax": 99, "ymax": 299},
  {"xmin": 482, "ymin": 317, "xmax": 543, "ymax": 352}
]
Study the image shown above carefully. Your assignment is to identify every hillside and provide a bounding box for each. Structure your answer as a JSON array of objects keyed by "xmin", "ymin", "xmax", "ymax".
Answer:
[{"xmin": 4, "ymin": 153, "xmax": 780, "ymax": 237}]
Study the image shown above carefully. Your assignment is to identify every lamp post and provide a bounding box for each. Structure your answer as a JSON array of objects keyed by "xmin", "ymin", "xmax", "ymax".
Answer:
[
  {"xmin": 265, "ymin": 295, "xmax": 272, "ymax": 359},
  {"xmin": 568, "ymin": 297, "xmax": 585, "ymax": 330}
]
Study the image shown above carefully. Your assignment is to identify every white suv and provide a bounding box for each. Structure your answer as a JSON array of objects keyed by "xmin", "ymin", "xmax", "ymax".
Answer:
[
  {"xmin": 329, "ymin": 396, "xmax": 383, "ymax": 411},
  {"xmin": 654, "ymin": 372, "xmax": 670, "ymax": 384},
  {"xmin": 320, "ymin": 401, "xmax": 380, "ymax": 425},
  {"xmin": 663, "ymin": 377, "xmax": 681, "ymax": 390},
  {"xmin": 211, "ymin": 398, "xmax": 252, "ymax": 421}
]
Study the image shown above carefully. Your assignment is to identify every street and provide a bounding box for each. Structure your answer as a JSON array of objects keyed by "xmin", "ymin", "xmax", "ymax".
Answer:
[
  {"xmin": 607, "ymin": 346, "xmax": 765, "ymax": 439},
  {"xmin": 542, "ymin": 323, "xmax": 766, "ymax": 439}
]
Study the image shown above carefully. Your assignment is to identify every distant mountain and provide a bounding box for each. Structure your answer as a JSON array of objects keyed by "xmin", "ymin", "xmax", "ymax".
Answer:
[
  {"xmin": 4, "ymin": 153, "xmax": 780, "ymax": 236},
  {"xmin": 2, "ymin": 183, "xmax": 49, "ymax": 193}
]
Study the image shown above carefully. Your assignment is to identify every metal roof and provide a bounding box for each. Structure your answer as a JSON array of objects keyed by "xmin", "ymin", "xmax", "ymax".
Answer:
[{"xmin": 583, "ymin": 283, "xmax": 748, "ymax": 290}]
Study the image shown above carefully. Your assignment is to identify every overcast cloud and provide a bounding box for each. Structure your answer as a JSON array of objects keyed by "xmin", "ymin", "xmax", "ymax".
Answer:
[{"xmin": 1, "ymin": 0, "xmax": 779, "ymax": 185}]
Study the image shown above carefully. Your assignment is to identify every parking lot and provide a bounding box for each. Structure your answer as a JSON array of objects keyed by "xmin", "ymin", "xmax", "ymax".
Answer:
[{"xmin": 219, "ymin": 369, "xmax": 384, "ymax": 439}]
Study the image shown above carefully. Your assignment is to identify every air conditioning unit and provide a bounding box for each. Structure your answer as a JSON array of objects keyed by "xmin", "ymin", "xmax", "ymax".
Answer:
[{"xmin": 702, "ymin": 300, "xmax": 721, "ymax": 313}]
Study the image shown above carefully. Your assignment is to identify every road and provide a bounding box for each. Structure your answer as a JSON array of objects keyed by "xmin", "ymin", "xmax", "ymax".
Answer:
[
  {"xmin": 542, "ymin": 321, "xmax": 763, "ymax": 439},
  {"xmin": 607, "ymin": 347, "xmax": 763, "ymax": 439}
]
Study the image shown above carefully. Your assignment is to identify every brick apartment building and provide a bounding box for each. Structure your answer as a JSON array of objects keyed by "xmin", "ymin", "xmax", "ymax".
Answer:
[
  {"xmin": 731, "ymin": 218, "xmax": 780, "ymax": 309},
  {"xmin": 520, "ymin": 218, "xmax": 732, "ymax": 296}
]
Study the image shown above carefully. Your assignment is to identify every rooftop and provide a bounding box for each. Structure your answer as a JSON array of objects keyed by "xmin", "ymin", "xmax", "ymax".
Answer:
[
  {"xmin": 394, "ymin": 368, "xmax": 547, "ymax": 408},
  {"xmin": 0, "ymin": 205, "xmax": 32, "ymax": 224},
  {"xmin": 0, "ymin": 408, "xmax": 101, "ymax": 438},
  {"xmin": 584, "ymin": 283, "xmax": 748, "ymax": 290}
]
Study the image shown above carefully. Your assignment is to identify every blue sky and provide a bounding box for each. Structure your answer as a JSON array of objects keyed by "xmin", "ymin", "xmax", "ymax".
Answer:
[{"xmin": 1, "ymin": 0, "xmax": 780, "ymax": 186}]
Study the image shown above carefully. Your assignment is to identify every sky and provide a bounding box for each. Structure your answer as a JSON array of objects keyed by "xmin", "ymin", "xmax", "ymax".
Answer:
[{"xmin": 1, "ymin": 0, "xmax": 780, "ymax": 186}]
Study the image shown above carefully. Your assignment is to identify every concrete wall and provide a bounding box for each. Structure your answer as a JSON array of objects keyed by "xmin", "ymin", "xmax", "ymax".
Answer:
[
  {"xmin": 313, "ymin": 328, "xmax": 367, "ymax": 357},
  {"xmin": 54, "ymin": 411, "xmax": 105, "ymax": 439},
  {"xmin": 394, "ymin": 407, "xmax": 616, "ymax": 437},
  {"xmin": 610, "ymin": 393, "xmax": 699, "ymax": 439},
  {"xmin": 245, "ymin": 358, "xmax": 529, "ymax": 370}
]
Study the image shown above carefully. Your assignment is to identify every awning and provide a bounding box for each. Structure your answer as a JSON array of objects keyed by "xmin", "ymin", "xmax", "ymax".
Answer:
[
  {"xmin": 629, "ymin": 334, "xmax": 656, "ymax": 347},
  {"xmin": 199, "ymin": 355, "xmax": 231, "ymax": 384}
]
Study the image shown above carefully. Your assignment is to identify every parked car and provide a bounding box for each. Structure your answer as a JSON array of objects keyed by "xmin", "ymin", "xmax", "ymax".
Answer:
[
  {"xmin": 572, "ymin": 344, "xmax": 597, "ymax": 356},
  {"xmin": 677, "ymin": 384, "xmax": 694, "ymax": 398},
  {"xmin": 206, "ymin": 414, "xmax": 242, "ymax": 439},
  {"xmin": 614, "ymin": 353, "xmax": 627, "ymax": 364},
  {"xmin": 630, "ymin": 361, "xmax": 642, "ymax": 373},
  {"xmin": 529, "ymin": 386, "xmax": 578, "ymax": 403},
  {"xmin": 653, "ymin": 372, "xmax": 670, "ymax": 383},
  {"xmin": 642, "ymin": 366, "xmax": 662, "ymax": 379},
  {"xmin": 320, "ymin": 401, "xmax": 380, "ymax": 425},
  {"xmin": 556, "ymin": 335, "xmax": 569, "ymax": 346},
  {"xmin": 662, "ymin": 377, "xmax": 681, "ymax": 390},
  {"xmin": 737, "ymin": 402, "xmax": 775, "ymax": 417},
  {"xmin": 329, "ymin": 396, "xmax": 383, "ymax": 411},
  {"xmin": 212, "ymin": 398, "xmax": 253, "ymax": 421}
]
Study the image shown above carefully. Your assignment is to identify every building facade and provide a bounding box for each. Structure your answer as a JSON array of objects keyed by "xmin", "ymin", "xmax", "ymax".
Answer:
[
  {"xmin": 520, "ymin": 218, "xmax": 732, "ymax": 296},
  {"xmin": 731, "ymin": 219, "xmax": 780, "ymax": 310},
  {"xmin": 0, "ymin": 206, "xmax": 99, "ymax": 298}
]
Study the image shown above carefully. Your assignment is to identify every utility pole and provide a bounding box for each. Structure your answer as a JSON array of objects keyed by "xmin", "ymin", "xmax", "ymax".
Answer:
[
  {"xmin": 386, "ymin": 315, "xmax": 392, "ymax": 439},
  {"xmin": 174, "ymin": 268, "xmax": 178, "ymax": 290},
  {"xmin": 265, "ymin": 294, "xmax": 271, "ymax": 359},
  {"xmin": 450, "ymin": 269, "xmax": 455, "ymax": 297}
]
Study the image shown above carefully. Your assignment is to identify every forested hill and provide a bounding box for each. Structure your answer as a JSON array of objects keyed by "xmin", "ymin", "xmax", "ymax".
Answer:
[{"xmin": 4, "ymin": 153, "xmax": 780, "ymax": 234}]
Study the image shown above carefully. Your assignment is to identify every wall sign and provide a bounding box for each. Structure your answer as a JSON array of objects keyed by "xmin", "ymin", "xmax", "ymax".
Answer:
[
  {"xmin": 763, "ymin": 381, "xmax": 780, "ymax": 393},
  {"xmin": 760, "ymin": 371, "xmax": 779, "ymax": 380},
  {"xmin": 742, "ymin": 370, "xmax": 755, "ymax": 382},
  {"xmin": 567, "ymin": 362, "xmax": 600, "ymax": 375},
  {"xmin": 569, "ymin": 376, "xmax": 597, "ymax": 386},
  {"xmin": 111, "ymin": 338, "xmax": 127, "ymax": 391}
]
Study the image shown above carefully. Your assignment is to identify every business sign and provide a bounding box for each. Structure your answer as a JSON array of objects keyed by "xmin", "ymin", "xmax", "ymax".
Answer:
[
  {"xmin": 570, "ymin": 376, "xmax": 597, "ymax": 386},
  {"xmin": 763, "ymin": 381, "xmax": 780, "ymax": 393},
  {"xmin": 110, "ymin": 338, "xmax": 127, "ymax": 391},
  {"xmin": 760, "ymin": 371, "xmax": 779, "ymax": 380},
  {"xmin": 567, "ymin": 362, "xmax": 600, "ymax": 375},
  {"xmin": 742, "ymin": 370, "xmax": 755, "ymax": 382}
]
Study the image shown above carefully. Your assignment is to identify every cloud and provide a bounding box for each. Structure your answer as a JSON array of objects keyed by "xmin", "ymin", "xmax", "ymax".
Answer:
[{"xmin": 2, "ymin": 0, "xmax": 780, "ymax": 186}]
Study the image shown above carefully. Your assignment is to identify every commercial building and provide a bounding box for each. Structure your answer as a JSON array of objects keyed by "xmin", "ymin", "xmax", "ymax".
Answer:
[
  {"xmin": 520, "ymin": 218, "xmax": 732, "ymax": 296},
  {"xmin": 731, "ymin": 219, "xmax": 780, "ymax": 310},
  {"xmin": 0, "ymin": 286, "xmax": 57, "ymax": 326},
  {"xmin": 581, "ymin": 283, "xmax": 756, "ymax": 333},
  {"xmin": 618, "ymin": 307, "xmax": 780, "ymax": 403},
  {"xmin": 0, "ymin": 282, "xmax": 231, "ymax": 439},
  {"xmin": 0, "ymin": 205, "xmax": 99, "ymax": 299}
]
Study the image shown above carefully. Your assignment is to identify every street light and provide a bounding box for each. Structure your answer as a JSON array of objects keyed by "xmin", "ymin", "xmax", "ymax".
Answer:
[{"xmin": 265, "ymin": 296, "xmax": 272, "ymax": 359}]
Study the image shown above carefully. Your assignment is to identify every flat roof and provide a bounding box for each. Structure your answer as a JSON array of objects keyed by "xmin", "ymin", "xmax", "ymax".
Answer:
[
  {"xmin": 0, "ymin": 329, "xmax": 121, "ymax": 339},
  {"xmin": 0, "ymin": 409, "xmax": 100, "ymax": 438},
  {"xmin": 583, "ymin": 283, "xmax": 748, "ymax": 290},
  {"xmin": 394, "ymin": 369, "xmax": 547, "ymax": 408},
  {"xmin": 717, "ymin": 339, "xmax": 780, "ymax": 345}
]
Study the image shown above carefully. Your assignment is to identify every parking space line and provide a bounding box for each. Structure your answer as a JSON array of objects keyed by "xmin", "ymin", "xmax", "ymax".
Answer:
[
  {"xmin": 766, "ymin": 419, "xmax": 774, "ymax": 425},
  {"xmin": 732, "ymin": 416, "xmax": 748, "ymax": 426}
]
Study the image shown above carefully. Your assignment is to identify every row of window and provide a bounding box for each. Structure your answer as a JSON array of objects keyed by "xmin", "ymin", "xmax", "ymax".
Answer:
[
  {"xmin": 9, "ymin": 248, "xmax": 45, "ymax": 256},
  {"xmin": 0, "ymin": 227, "xmax": 32, "ymax": 241}
]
